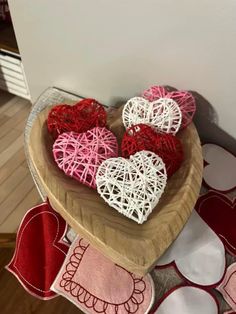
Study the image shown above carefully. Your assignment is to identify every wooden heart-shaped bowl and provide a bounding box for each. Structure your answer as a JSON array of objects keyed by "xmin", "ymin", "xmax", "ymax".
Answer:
[{"xmin": 28, "ymin": 104, "xmax": 203, "ymax": 275}]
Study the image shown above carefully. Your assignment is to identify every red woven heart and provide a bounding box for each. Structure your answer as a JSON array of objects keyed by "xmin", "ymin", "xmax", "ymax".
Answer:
[
  {"xmin": 47, "ymin": 98, "xmax": 107, "ymax": 139},
  {"xmin": 121, "ymin": 124, "xmax": 183, "ymax": 177},
  {"xmin": 6, "ymin": 201, "xmax": 69, "ymax": 299}
]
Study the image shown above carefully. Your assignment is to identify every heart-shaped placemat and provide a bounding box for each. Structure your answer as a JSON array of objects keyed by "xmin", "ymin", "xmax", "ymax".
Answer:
[
  {"xmin": 217, "ymin": 262, "xmax": 236, "ymax": 312},
  {"xmin": 53, "ymin": 127, "xmax": 118, "ymax": 189},
  {"xmin": 202, "ymin": 143, "xmax": 236, "ymax": 193},
  {"xmin": 96, "ymin": 150, "xmax": 167, "ymax": 224},
  {"xmin": 196, "ymin": 191, "xmax": 236, "ymax": 256},
  {"xmin": 6, "ymin": 201, "xmax": 69, "ymax": 299},
  {"xmin": 122, "ymin": 97, "xmax": 182, "ymax": 134},
  {"xmin": 142, "ymin": 85, "xmax": 196, "ymax": 129},
  {"xmin": 51, "ymin": 236, "xmax": 155, "ymax": 314},
  {"xmin": 156, "ymin": 210, "xmax": 226, "ymax": 287},
  {"xmin": 121, "ymin": 123, "xmax": 184, "ymax": 177},
  {"xmin": 151, "ymin": 285, "xmax": 219, "ymax": 314},
  {"xmin": 47, "ymin": 99, "xmax": 107, "ymax": 139}
]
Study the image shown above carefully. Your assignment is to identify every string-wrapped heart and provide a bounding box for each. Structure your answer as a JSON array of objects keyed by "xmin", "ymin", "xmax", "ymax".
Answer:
[
  {"xmin": 121, "ymin": 123, "xmax": 184, "ymax": 177},
  {"xmin": 53, "ymin": 127, "xmax": 118, "ymax": 189},
  {"xmin": 47, "ymin": 98, "xmax": 107, "ymax": 139},
  {"xmin": 96, "ymin": 151, "xmax": 167, "ymax": 223},
  {"xmin": 142, "ymin": 85, "xmax": 196, "ymax": 129},
  {"xmin": 122, "ymin": 97, "xmax": 182, "ymax": 134}
]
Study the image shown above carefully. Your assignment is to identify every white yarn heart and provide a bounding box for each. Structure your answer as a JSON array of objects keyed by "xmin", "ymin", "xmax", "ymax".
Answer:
[
  {"xmin": 122, "ymin": 97, "xmax": 182, "ymax": 134},
  {"xmin": 96, "ymin": 151, "xmax": 167, "ymax": 224}
]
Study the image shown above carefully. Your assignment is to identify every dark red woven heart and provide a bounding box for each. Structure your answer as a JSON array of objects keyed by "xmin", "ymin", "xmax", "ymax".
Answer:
[
  {"xmin": 47, "ymin": 99, "xmax": 107, "ymax": 139},
  {"xmin": 121, "ymin": 124, "xmax": 184, "ymax": 177}
]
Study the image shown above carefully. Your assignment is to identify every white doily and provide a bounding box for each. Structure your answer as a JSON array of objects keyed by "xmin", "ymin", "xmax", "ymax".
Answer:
[
  {"xmin": 122, "ymin": 97, "xmax": 182, "ymax": 135},
  {"xmin": 96, "ymin": 151, "xmax": 167, "ymax": 224}
]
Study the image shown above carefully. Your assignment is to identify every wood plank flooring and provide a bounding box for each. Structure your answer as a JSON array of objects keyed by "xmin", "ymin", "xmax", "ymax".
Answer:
[
  {"xmin": 0, "ymin": 249, "xmax": 82, "ymax": 313},
  {"xmin": 0, "ymin": 91, "xmax": 41, "ymax": 235},
  {"xmin": 0, "ymin": 91, "xmax": 82, "ymax": 313}
]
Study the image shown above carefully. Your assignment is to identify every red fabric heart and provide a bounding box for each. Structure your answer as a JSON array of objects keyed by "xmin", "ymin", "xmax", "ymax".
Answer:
[
  {"xmin": 47, "ymin": 98, "xmax": 107, "ymax": 139},
  {"xmin": 121, "ymin": 124, "xmax": 183, "ymax": 177},
  {"xmin": 202, "ymin": 143, "xmax": 236, "ymax": 193},
  {"xmin": 6, "ymin": 201, "xmax": 69, "ymax": 299},
  {"xmin": 196, "ymin": 191, "xmax": 236, "ymax": 256}
]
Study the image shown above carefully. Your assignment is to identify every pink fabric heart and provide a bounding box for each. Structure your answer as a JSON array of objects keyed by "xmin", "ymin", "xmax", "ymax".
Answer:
[
  {"xmin": 53, "ymin": 127, "xmax": 118, "ymax": 189},
  {"xmin": 51, "ymin": 236, "xmax": 155, "ymax": 314},
  {"xmin": 217, "ymin": 263, "xmax": 236, "ymax": 311},
  {"xmin": 142, "ymin": 85, "xmax": 196, "ymax": 129},
  {"xmin": 202, "ymin": 143, "xmax": 236, "ymax": 193}
]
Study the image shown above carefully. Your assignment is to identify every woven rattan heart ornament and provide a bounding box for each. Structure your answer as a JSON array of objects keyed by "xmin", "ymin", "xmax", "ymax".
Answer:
[
  {"xmin": 47, "ymin": 98, "xmax": 107, "ymax": 139},
  {"xmin": 122, "ymin": 97, "xmax": 182, "ymax": 135},
  {"xmin": 121, "ymin": 124, "xmax": 184, "ymax": 177},
  {"xmin": 142, "ymin": 85, "xmax": 196, "ymax": 129},
  {"xmin": 53, "ymin": 127, "xmax": 118, "ymax": 189},
  {"xmin": 96, "ymin": 151, "xmax": 167, "ymax": 223}
]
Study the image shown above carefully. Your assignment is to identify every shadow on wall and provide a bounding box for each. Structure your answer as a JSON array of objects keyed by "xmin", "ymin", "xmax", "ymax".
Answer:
[
  {"xmin": 192, "ymin": 91, "xmax": 236, "ymax": 155},
  {"xmin": 0, "ymin": 65, "xmax": 8, "ymax": 94}
]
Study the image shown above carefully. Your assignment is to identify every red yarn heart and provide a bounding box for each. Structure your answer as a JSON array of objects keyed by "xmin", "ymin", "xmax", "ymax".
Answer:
[
  {"xmin": 196, "ymin": 191, "xmax": 236, "ymax": 256},
  {"xmin": 121, "ymin": 124, "xmax": 183, "ymax": 177},
  {"xmin": 6, "ymin": 201, "xmax": 69, "ymax": 299},
  {"xmin": 47, "ymin": 98, "xmax": 107, "ymax": 139}
]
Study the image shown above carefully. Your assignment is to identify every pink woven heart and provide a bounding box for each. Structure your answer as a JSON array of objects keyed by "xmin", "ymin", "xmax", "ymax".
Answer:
[
  {"xmin": 53, "ymin": 127, "xmax": 118, "ymax": 189},
  {"xmin": 142, "ymin": 85, "xmax": 196, "ymax": 129}
]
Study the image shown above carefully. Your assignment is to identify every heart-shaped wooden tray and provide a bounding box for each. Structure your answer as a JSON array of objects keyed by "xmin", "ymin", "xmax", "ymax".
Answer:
[{"xmin": 28, "ymin": 104, "xmax": 203, "ymax": 275}]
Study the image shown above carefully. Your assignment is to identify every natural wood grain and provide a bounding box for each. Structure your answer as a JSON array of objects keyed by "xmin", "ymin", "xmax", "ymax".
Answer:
[
  {"xmin": 0, "ymin": 187, "xmax": 41, "ymax": 233},
  {"xmin": 29, "ymin": 105, "xmax": 203, "ymax": 275},
  {"xmin": 0, "ymin": 249, "xmax": 82, "ymax": 314},
  {"xmin": 0, "ymin": 148, "xmax": 25, "ymax": 185},
  {"xmin": 0, "ymin": 92, "xmax": 41, "ymax": 238},
  {"xmin": 0, "ymin": 234, "xmax": 16, "ymax": 248}
]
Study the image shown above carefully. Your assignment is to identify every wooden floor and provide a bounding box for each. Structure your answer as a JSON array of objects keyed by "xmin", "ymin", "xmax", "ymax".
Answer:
[
  {"xmin": 0, "ymin": 91, "xmax": 81, "ymax": 313},
  {"xmin": 0, "ymin": 249, "xmax": 82, "ymax": 313},
  {"xmin": 0, "ymin": 91, "xmax": 41, "ymax": 240}
]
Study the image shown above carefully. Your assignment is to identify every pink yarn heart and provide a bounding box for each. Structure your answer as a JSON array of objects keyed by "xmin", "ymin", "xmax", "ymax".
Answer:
[
  {"xmin": 142, "ymin": 85, "xmax": 196, "ymax": 129},
  {"xmin": 53, "ymin": 127, "xmax": 118, "ymax": 189}
]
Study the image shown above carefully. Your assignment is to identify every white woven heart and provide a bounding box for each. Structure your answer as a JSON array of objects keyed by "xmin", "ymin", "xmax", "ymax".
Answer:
[
  {"xmin": 96, "ymin": 151, "xmax": 167, "ymax": 224},
  {"xmin": 122, "ymin": 97, "xmax": 182, "ymax": 134}
]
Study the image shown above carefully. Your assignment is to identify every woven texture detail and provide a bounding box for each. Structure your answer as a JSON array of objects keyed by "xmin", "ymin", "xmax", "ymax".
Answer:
[
  {"xmin": 142, "ymin": 85, "xmax": 196, "ymax": 129},
  {"xmin": 121, "ymin": 124, "xmax": 184, "ymax": 177},
  {"xmin": 53, "ymin": 127, "xmax": 118, "ymax": 189},
  {"xmin": 47, "ymin": 99, "xmax": 107, "ymax": 139},
  {"xmin": 122, "ymin": 97, "xmax": 182, "ymax": 135},
  {"xmin": 96, "ymin": 151, "xmax": 167, "ymax": 224}
]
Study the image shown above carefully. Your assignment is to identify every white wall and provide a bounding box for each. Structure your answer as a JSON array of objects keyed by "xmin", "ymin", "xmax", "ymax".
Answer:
[{"xmin": 9, "ymin": 0, "xmax": 236, "ymax": 149}]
